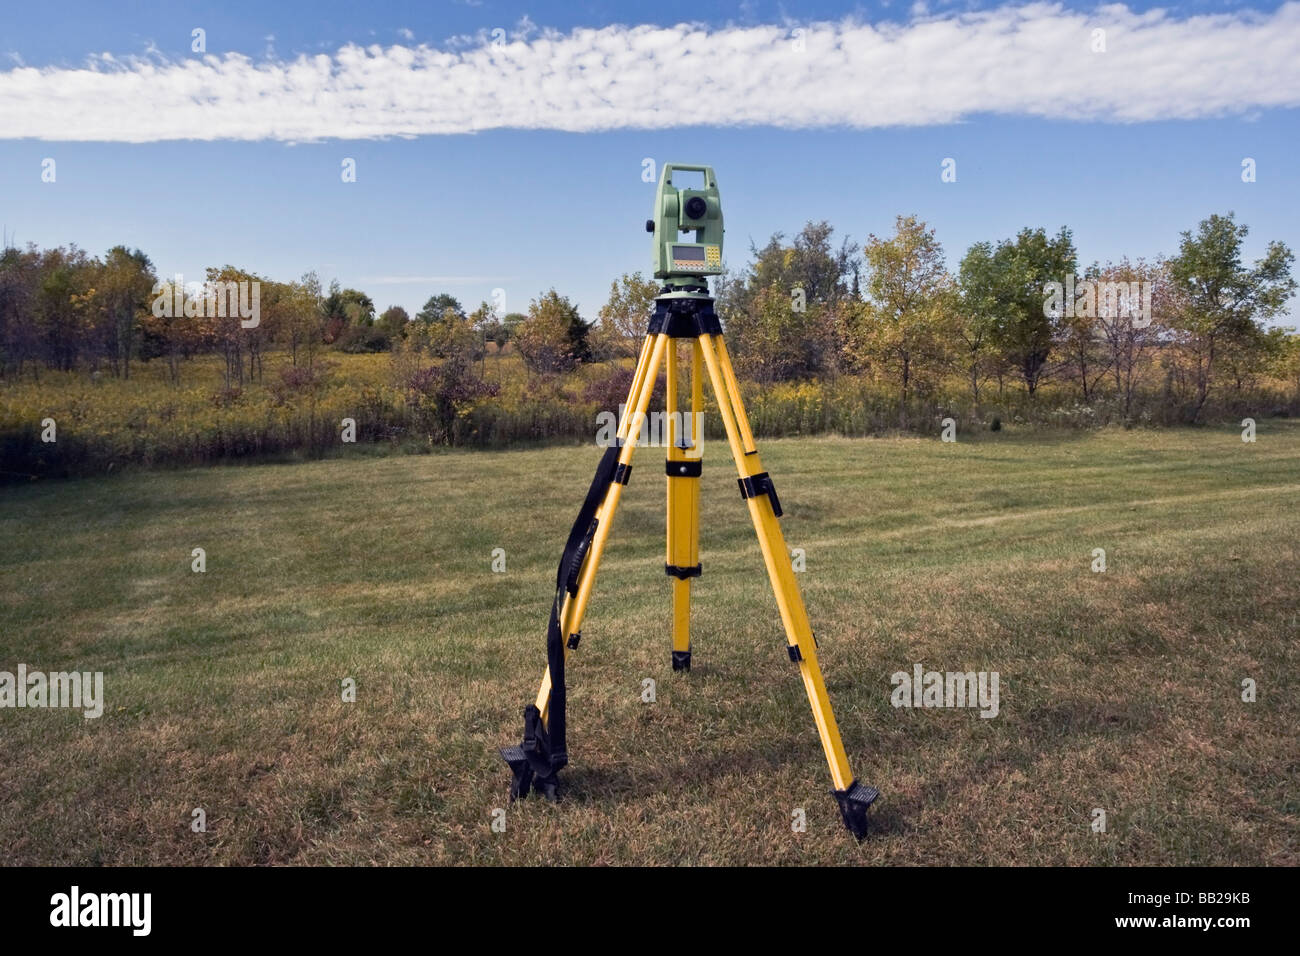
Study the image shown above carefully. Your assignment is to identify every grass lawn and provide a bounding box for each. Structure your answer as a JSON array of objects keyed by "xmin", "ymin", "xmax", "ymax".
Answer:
[{"xmin": 1, "ymin": 422, "xmax": 1297, "ymax": 865}]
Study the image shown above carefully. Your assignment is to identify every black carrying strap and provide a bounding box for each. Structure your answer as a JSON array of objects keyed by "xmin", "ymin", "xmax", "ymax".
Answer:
[{"xmin": 527, "ymin": 442, "xmax": 625, "ymax": 777}]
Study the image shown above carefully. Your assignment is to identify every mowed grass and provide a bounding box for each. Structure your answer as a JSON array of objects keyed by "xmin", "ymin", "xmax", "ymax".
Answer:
[{"xmin": 1, "ymin": 423, "xmax": 1297, "ymax": 865}]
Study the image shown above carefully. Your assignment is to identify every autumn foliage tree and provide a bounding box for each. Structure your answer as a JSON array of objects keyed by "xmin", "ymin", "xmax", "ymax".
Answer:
[
  {"xmin": 93, "ymin": 246, "xmax": 156, "ymax": 380},
  {"xmin": 849, "ymin": 215, "xmax": 955, "ymax": 411},
  {"xmin": 1167, "ymin": 213, "xmax": 1296, "ymax": 421},
  {"xmin": 515, "ymin": 290, "xmax": 591, "ymax": 375},
  {"xmin": 596, "ymin": 272, "xmax": 658, "ymax": 358},
  {"xmin": 718, "ymin": 221, "xmax": 856, "ymax": 382},
  {"xmin": 1091, "ymin": 258, "xmax": 1167, "ymax": 421}
]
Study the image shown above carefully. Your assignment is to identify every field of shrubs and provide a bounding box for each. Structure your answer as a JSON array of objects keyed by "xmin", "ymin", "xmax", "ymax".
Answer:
[{"xmin": 3, "ymin": 345, "xmax": 1295, "ymax": 479}]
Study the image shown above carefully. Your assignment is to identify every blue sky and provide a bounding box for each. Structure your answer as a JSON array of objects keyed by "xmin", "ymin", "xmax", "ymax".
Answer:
[{"xmin": 1, "ymin": 1, "xmax": 1297, "ymax": 322}]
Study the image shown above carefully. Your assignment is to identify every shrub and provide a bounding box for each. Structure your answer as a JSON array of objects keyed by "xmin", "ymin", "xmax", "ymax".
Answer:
[
  {"xmin": 405, "ymin": 358, "xmax": 500, "ymax": 444},
  {"xmin": 581, "ymin": 364, "xmax": 665, "ymax": 414}
]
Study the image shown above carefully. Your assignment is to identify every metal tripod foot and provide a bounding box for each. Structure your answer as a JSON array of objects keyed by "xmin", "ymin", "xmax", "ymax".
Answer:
[
  {"xmin": 832, "ymin": 780, "xmax": 880, "ymax": 840},
  {"xmin": 500, "ymin": 746, "xmax": 560, "ymax": 802}
]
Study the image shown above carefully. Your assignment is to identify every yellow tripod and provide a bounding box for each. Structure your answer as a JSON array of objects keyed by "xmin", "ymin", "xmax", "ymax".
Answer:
[{"xmin": 501, "ymin": 292, "xmax": 878, "ymax": 838}]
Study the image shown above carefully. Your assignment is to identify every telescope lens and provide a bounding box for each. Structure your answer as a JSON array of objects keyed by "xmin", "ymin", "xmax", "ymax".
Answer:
[{"xmin": 684, "ymin": 196, "xmax": 707, "ymax": 220}]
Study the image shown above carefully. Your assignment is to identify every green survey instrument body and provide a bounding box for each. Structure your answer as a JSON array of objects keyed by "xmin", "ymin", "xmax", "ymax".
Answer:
[{"xmin": 647, "ymin": 163, "xmax": 725, "ymax": 287}]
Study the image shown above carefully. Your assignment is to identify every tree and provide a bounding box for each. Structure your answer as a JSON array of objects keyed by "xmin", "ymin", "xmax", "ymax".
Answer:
[
  {"xmin": 1167, "ymin": 213, "xmax": 1296, "ymax": 421},
  {"xmin": 1092, "ymin": 258, "xmax": 1167, "ymax": 421},
  {"xmin": 597, "ymin": 272, "xmax": 659, "ymax": 358},
  {"xmin": 416, "ymin": 293, "xmax": 466, "ymax": 325},
  {"xmin": 0, "ymin": 244, "xmax": 44, "ymax": 379},
  {"xmin": 479, "ymin": 315, "xmax": 510, "ymax": 349},
  {"xmin": 956, "ymin": 241, "xmax": 1001, "ymax": 402},
  {"xmin": 515, "ymin": 290, "xmax": 590, "ymax": 375},
  {"xmin": 724, "ymin": 281, "xmax": 833, "ymax": 383},
  {"xmin": 1054, "ymin": 262, "xmax": 1111, "ymax": 403},
  {"xmin": 730, "ymin": 221, "xmax": 856, "ymax": 312},
  {"xmin": 377, "ymin": 305, "xmax": 409, "ymax": 344},
  {"xmin": 468, "ymin": 300, "xmax": 496, "ymax": 331},
  {"xmin": 981, "ymin": 227, "xmax": 1077, "ymax": 397},
  {"xmin": 139, "ymin": 277, "xmax": 211, "ymax": 384},
  {"xmin": 392, "ymin": 295, "xmax": 497, "ymax": 443},
  {"xmin": 501, "ymin": 312, "xmax": 526, "ymax": 345},
  {"xmin": 322, "ymin": 283, "xmax": 375, "ymax": 345},
  {"xmin": 203, "ymin": 265, "xmax": 265, "ymax": 387},
  {"xmin": 281, "ymin": 271, "xmax": 324, "ymax": 368},
  {"xmin": 413, "ymin": 306, "xmax": 479, "ymax": 361},
  {"xmin": 1219, "ymin": 321, "xmax": 1281, "ymax": 394},
  {"xmin": 718, "ymin": 221, "xmax": 855, "ymax": 381},
  {"xmin": 468, "ymin": 300, "xmax": 500, "ymax": 374},
  {"xmin": 849, "ymin": 215, "xmax": 955, "ymax": 410},
  {"xmin": 36, "ymin": 246, "xmax": 97, "ymax": 373},
  {"xmin": 92, "ymin": 246, "xmax": 155, "ymax": 379},
  {"xmin": 1271, "ymin": 330, "xmax": 1300, "ymax": 402}
]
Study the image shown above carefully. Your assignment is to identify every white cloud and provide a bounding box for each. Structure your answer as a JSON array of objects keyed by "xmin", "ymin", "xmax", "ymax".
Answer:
[
  {"xmin": 361, "ymin": 275, "xmax": 519, "ymax": 284},
  {"xmin": 1, "ymin": 3, "xmax": 1297, "ymax": 142}
]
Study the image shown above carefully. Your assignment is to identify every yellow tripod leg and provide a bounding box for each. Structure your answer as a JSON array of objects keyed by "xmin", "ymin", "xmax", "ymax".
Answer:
[
  {"xmin": 665, "ymin": 341, "xmax": 702, "ymax": 670},
  {"xmin": 531, "ymin": 332, "xmax": 670, "ymax": 724},
  {"xmin": 698, "ymin": 332, "xmax": 878, "ymax": 839}
]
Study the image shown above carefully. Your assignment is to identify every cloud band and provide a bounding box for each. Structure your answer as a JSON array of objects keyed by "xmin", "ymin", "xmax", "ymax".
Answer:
[{"xmin": 2, "ymin": 3, "xmax": 1298, "ymax": 142}]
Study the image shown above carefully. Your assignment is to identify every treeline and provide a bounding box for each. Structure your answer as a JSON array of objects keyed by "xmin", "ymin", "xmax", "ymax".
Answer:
[
  {"xmin": 701, "ymin": 213, "xmax": 1298, "ymax": 425},
  {"xmin": 0, "ymin": 248, "xmax": 409, "ymax": 387},
  {"xmin": 1, "ymin": 209, "xmax": 1298, "ymax": 477}
]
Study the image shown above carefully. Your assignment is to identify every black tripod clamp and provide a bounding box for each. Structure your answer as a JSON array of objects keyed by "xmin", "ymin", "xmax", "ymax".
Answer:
[{"xmin": 647, "ymin": 295, "xmax": 723, "ymax": 338}]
